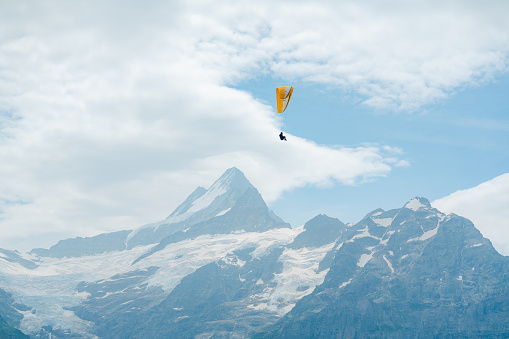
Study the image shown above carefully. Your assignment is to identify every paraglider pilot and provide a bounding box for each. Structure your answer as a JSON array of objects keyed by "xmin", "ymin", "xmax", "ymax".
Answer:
[{"xmin": 279, "ymin": 132, "xmax": 287, "ymax": 141}]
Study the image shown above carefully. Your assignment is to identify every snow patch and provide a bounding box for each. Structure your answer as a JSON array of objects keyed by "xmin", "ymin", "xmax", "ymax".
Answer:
[
  {"xmin": 357, "ymin": 252, "xmax": 374, "ymax": 268},
  {"xmin": 404, "ymin": 198, "xmax": 426, "ymax": 211},
  {"xmin": 348, "ymin": 226, "xmax": 373, "ymax": 242},
  {"xmin": 371, "ymin": 217, "xmax": 393, "ymax": 227},
  {"xmin": 339, "ymin": 278, "xmax": 353, "ymax": 288},
  {"xmin": 216, "ymin": 208, "xmax": 231, "ymax": 217},
  {"xmin": 407, "ymin": 225, "xmax": 439, "ymax": 242},
  {"xmin": 247, "ymin": 303, "xmax": 269, "ymax": 311},
  {"xmin": 74, "ymin": 291, "xmax": 91, "ymax": 300},
  {"xmin": 407, "ymin": 216, "xmax": 443, "ymax": 242},
  {"xmin": 220, "ymin": 255, "xmax": 246, "ymax": 268},
  {"xmin": 383, "ymin": 255, "xmax": 394, "ymax": 273},
  {"xmin": 380, "ymin": 230, "xmax": 395, "ymax": 246}
]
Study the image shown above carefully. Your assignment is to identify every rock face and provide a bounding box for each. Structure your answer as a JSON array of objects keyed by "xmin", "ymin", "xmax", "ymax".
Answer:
[
  {"xmin": 256, "ymin": 197, "xmax": 509, "ymax": 338},
  {"xmin": 0, "ymin": 314, "xmax": 29, "ymax": 338},
  {"xmin": 0, "ymin": 287, "xmax": 29, "ymax": 338},
  {"xmin": 0, "ymin": 169, "xmax": 508, "ymax": 339}
]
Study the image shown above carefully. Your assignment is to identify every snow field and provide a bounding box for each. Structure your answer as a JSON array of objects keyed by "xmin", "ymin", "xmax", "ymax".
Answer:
[
  {"xmin": 0, "ymin": 245, "xmax": 153, "ymax": 336},
  {"xmin": 1, "ymin": 229, "xmax": 305, "ymax": 336},
  {"xmin": 248, "ymin": 242, "xmax": 335, "ymax": 315}
]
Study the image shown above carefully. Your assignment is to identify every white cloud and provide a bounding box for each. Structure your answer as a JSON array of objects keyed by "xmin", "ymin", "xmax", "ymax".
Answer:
[
  {"xmin": 0, "ymin": 1, "xmax": 508, "ymax": 251},
  {"xmin": 433, "ymin": 173, "xmax": 509, "ymax": 256}
]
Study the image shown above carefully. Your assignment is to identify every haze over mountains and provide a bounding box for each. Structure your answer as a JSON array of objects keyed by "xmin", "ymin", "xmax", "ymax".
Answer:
[{"xmin": 0, "ymin": 168, "xmax": 508, "ymax": 338}]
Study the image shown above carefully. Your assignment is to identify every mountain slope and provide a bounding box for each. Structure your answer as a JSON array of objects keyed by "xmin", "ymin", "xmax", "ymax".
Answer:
[
  {"xmin": 256, "ymin": 198, "xmax": 509, "ymax": 338},
  {"xmin": 0, "ymin": 287, "xmax": 28, "ymax": 339},
  {"xmin": 0, "ymin": 314, "xmax": 29, "ymax": 339},
  {"xmin": 66, "ymin": 228, "xmax": 335, "ymax": 338},
  {"xmin": 1, "ymin": 174, "xmax": 508, "ymax": 338}
]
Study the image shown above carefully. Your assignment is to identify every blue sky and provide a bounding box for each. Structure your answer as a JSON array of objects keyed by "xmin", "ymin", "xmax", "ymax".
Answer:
[
  {"xmin": 243, "ymin": 72, "xmax": 509, "ymax": 226},
  {"xmin": 0, "ymin": 0, "xmax": 508, "ymax": 254}
]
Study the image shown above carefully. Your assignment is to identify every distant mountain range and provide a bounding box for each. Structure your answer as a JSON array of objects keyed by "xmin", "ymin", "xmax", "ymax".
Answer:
[{"xmin": 0, "ymin": 168, "xmax": 508, "ymax": 338}]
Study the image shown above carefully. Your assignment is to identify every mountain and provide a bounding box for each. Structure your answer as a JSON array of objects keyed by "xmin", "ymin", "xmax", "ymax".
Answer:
[
  {"xmin": 0, "ymin": 168, "xmax": 312, "ymax": 338},
  {"xmin": 256, "ymin": 197, "xmax": 509, "ymax": 338},
  {"xmin": 30, "ymin": 167, "xmax": 289, "ymax": 259},
  {"xmin": 125, "ymin": 167, "xmax": 289, "ymax": 249},
  {"xmin": 0, "ymin": 169, "xmax": 508, "ymax": 338}
]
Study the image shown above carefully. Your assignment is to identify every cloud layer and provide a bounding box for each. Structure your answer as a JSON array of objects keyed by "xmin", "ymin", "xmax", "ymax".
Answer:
[
  {"xmin": 433, "ymin": 173, "xmax": 509, "ymax": 256},
  {"xmin": 1, "ymin": 0, "xmax": 508, "ymax": 250}
]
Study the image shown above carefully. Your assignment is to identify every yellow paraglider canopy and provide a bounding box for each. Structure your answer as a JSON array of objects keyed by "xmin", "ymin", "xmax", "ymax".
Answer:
[{"xmin": 276, "ymin": 86, "xmax": 293, "ymax": 113}]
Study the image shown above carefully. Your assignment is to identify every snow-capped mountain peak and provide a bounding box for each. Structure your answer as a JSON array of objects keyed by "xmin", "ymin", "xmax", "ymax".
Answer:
[
  {"xmin": 125, "ymin": 167, "xmax": 283, "ymax": 249},
  {"xmin": 167, "ymin": 167, "xmax": 253, "ymax": 220}
]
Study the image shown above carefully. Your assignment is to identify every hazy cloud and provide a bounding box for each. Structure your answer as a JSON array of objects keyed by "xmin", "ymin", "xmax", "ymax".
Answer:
[{"xmin": 433, "ymin": 173, "xmax": 509, "ymax": 256}]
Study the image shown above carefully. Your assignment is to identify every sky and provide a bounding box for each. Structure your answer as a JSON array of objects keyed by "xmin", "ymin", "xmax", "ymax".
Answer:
[{"xmin": 0, "ymin": 0, "xmax": 508, "ymax": 254}]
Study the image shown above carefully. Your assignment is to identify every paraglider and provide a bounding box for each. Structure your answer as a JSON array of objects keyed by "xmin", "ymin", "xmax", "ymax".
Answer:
[
  {"xmin": 276, "ymin": 86, "xmax": 293, "ymax": 140},
  {"xmin": 276, "ymin": 86, "xmax": 293, "ymax": 113}
]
